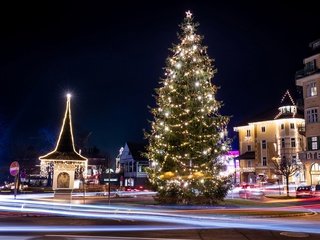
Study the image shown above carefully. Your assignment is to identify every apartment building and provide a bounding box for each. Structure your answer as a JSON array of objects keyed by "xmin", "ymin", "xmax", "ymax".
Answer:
[
  {"xmin": 234, "ymin": 91, "xmax": 305, "ymax": 185},
  {"xmin": 296, "ymin": 39, "xmax": 320, "ymax": 185}
]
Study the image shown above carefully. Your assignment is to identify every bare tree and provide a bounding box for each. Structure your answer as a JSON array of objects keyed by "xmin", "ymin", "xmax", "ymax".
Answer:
[{"xmin": 272, "ymin": 156, "xmax": 300, "ymax": 197}]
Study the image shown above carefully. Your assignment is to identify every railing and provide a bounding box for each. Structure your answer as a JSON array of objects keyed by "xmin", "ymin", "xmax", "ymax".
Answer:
[
  {"xmin": 298, "ymin": 126, "xmax": 305, "ymax": 135},
  {"xmin": 241, "ymin": 167, "xmax": 255, "ymax": 173},
  {"xmin": 295, "ymin": 67, "xmax": 320, "ymax": 80}
]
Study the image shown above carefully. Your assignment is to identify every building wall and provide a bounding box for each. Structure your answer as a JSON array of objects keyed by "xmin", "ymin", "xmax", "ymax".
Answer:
[
  {"xmin": 235, "ymin": 118, "xmax": 305, "ymax": 184},
  {"xmin": 296, "ymin": 49, "xmax": 320, "ymax": 185}
]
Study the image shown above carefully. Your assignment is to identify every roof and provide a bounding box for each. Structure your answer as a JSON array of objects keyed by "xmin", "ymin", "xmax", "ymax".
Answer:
[
  {"xmin": 126, "ymin": 142, "xmax": 148, "ymax": 161},
  {"xmin": 39, "ymin": 96, "xmax": 87, "ymax": 161},
  {"xmin": 235, "ymin": 151, "xmax": 255, "ymax": 160},
  {"xmin": 236, "ymin": 90, "xmax": 304, "ymax": 126}
]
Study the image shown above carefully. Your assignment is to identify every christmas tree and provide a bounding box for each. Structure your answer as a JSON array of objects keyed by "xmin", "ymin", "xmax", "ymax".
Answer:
[{"xmin": 146, "ymin": 11, "xmax": 231, "ymax": 205}]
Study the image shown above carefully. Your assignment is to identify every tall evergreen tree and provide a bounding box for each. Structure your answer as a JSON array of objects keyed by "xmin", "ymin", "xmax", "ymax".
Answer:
[{"xmin": 146, "ymin": 11, "xmax": 231, "ymax": 204}]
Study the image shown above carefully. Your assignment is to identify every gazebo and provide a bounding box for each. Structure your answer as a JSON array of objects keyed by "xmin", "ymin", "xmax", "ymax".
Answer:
[{"xmin": 39, "ymin": 94, "xmax": 87, "ymax": 199}]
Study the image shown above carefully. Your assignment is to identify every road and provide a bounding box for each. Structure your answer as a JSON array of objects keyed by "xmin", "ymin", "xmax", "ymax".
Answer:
[{"xmin": 0, "ymin": 192, "xmax": 320, "ymax": 239}]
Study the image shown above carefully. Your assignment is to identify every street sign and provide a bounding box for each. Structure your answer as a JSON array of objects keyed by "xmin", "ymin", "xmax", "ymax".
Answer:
[{"xmin": 10, "ymin": 161, "xmax": 20, "ymax": 176}]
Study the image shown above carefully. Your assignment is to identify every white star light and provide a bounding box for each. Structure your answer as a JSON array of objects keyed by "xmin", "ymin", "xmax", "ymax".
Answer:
[{"xmin": 186, "ymin": 10, "xmax": 192, "ymax": 18}]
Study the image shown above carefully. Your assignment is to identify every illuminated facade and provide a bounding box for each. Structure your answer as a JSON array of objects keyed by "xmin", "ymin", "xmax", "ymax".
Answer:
[
  {"xmin": 119, "ymin": 142, "xmax": 149, "ymax": 188},
  {"xmin": 234, "ymin": 91, "xmax": 305, "ymax": 185},
  {"xmin": 296, "ymin": 39, "xmax": 320, "ymax": 185},
  {"xmin": 39, "ymin": 94, "xmax": 88, "ymax": 198}
]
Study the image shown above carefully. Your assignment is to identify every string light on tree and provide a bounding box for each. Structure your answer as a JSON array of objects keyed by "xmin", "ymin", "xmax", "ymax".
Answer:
[{"xmin": 145, "ymin": 11, "xmax": 232, "ymax": 205}]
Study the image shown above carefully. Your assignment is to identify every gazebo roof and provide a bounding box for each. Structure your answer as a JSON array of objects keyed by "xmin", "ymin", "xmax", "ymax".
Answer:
[{"xmin": 39, "ymin": 94, "xmax": 87, "ymax": 161}]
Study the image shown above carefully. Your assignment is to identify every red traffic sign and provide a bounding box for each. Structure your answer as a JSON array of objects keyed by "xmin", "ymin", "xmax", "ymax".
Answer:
[{"xmin": 10, "ymin": 161, "xmax": 20, "ymax": 176}]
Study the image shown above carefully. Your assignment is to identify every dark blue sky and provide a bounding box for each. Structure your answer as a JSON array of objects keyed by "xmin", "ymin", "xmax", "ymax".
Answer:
[{"xmin": 0, "ymin": 1, "xmax": 319, "ymax": 160}]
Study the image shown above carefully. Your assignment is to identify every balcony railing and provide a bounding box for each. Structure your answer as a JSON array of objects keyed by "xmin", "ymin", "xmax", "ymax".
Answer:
[
  {"xmin": 241, "ymin": 167, "xmax": 255, "ymax": 173},
  {"xmin": 295, "ymin": 67, "xmax": 320, "ymax": 80},
  {"xmin": 298, "ymin": 126, "xmax": 306, "ymax": 136}
]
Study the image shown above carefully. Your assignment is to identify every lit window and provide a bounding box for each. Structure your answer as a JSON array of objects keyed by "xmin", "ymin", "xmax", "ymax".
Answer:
[
  {"xmin": 312, "ymin": 137, "xmax": 318, "ymax": 150},
  {"xmin": 307, "ymin": 82, "xmax": 317, "ymax": 97},
  {"xmin": 306, "ymin": 108, "xmax": 318, "ymax": 123},
  {"xmin": 312, "ymin": 163, "xmax": 320, "ymax": 171},
  {"xmin": 261, "ymin": 126, "xmax": 266, "ymax": 132}
]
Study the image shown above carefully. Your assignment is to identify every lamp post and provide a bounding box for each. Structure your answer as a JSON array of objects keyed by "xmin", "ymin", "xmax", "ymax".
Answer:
[{"xmin": 106, "ymin": 156, "xmax": 111, "ymax": 205}]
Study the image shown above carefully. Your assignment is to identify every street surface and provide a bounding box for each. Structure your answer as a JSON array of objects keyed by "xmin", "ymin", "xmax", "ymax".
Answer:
[{"xmin": 0, "ymin": 191, "xmax": 319, "ymax": 239}]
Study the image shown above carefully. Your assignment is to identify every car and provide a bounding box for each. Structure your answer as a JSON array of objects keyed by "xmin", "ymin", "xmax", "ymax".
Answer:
[
  {"xmin": 313, "ymin": 184, "xmax": 320, "ymax": 197},
  {"xmin": 239, "ymin": 184, "xmax": 264, "ymax": 199},
  {"xmin": 124, "ymin": 185, "xmax": 146, "ymax": 192},
  {"xmin": 296, "ymin": 185, "xmax": 313, "ymax": 198}
]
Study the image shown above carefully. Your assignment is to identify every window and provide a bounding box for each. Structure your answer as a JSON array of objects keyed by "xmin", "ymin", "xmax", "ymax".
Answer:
[
  {"xmin": 281, "ymin": 123, "xmax": 284, "ymax": 130},
  {"xmin": 246, "ymin": 129, "xmax": 251, "ymax": 137},
  {"xmin": 292, "ymin": 156, "xmax": 297, "ymax": 164},
  {"xmin": 312, "ymin": 137, "xmax": 318, "ymax": 150},
  {"xmin": 262, "ymin": 140, "xmax": 267, "ymax": 149},
  {"xmin": 291, "ymin": 138, "xmax": 296, "ymax": 148},
  {"xmin": 261, "ymin": 126, "xmax": 266, "ymax": 132},
  {"xmin": 308, "ymin": 136, "xmax": 319, "ymax": 151},
  {"xmin": 290, "ymin": 123, "xmax": 295, "ymax": 129},
  {"xmin": 311, "ymin": 163, "xmax": 320, "ymax": 171},
  {"xmin": 305, "ymin": 60, "xmax": 315, "ymax": 72},
  {"xmin": 247, "ymin": 160, "xmax": 252, "ymax": 168},
  {"xmin": 306, "ymin": 108, "xmax": 318, "ymax": 123},
  {"xmin": 281, "ymin": 138, "xmax": 285, "ymax": 148},
  {"xmin": 262, "ymin": 157, "xmax": 267, "ymax": 166},
  {"xmin": 247, "ymin": 145, "xmax": 252, "ymax": 151},
  {"xmin": 307, "ymin": 82, "xmax": 317, "ymax": 97}
]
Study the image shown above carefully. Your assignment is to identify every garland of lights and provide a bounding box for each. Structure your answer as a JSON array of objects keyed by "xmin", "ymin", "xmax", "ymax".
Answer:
[{"xmin": 146, "ymin": 11, "xmax": 231, "ymax": 203}]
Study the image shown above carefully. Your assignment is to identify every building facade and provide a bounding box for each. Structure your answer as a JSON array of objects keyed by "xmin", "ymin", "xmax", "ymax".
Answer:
[
  {"xmin": 234, "ymin": 91, "xmax": 306, "ymax": 185},
  {"xmin": 296, "ymin": 39, "xmax": 320, "ymax": 185},
  {"xmin": 119, "ymin": 142, "xmax": 150, "ymax": 189}
]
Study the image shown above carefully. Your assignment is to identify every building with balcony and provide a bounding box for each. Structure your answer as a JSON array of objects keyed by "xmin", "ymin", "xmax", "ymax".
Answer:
[
  {"xmin": 234, "ymin": 91, "xmax": 305, "ymax": 185},
  {"xmin": 296, "ymin": 39, "xmax": 320, "ymax": 185},
  {"xmin": 119, "ymin": 142, "xmax": 150, "ymax": 188}
]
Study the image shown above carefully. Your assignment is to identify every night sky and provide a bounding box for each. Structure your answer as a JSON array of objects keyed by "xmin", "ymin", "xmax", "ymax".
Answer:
[{"xmin": 1, "ymin": 1, "xmax": 319, "ymax": 162}]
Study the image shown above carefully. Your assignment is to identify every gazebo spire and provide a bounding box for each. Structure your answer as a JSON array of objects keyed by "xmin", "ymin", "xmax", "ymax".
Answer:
[{"xmin": 39, "ymin": 94, "xmax": 87, "ymax": 161}]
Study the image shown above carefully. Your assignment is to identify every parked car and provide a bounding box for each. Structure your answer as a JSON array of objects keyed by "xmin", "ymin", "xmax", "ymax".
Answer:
[
  {"xmin": 313, "ymin": 184, "xmax": 320, "ymax": 197},
  {"xmin": 296, "ymin": 185, "xmax": 313, "ymax": 198}
]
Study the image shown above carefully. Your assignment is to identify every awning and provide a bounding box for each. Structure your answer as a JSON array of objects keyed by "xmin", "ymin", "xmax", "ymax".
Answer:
[{"xmin": 235, "ymin": 151, "xmax": 255, "ymax": 160}]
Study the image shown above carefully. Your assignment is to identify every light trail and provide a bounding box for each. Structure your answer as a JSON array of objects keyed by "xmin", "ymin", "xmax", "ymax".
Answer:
[{"xmin": 0, "ymin": 198, "xmax": 319, "ymax": 234}]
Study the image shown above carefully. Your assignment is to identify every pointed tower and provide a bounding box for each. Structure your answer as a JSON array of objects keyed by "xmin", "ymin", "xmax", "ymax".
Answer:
[
  {"xmin": 274, "ymin": 90, "xmax": 298, "ymax": 119},
  {"xmin": 39, "ymin": 94, "xmax": 87, "ymax": 199}
]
